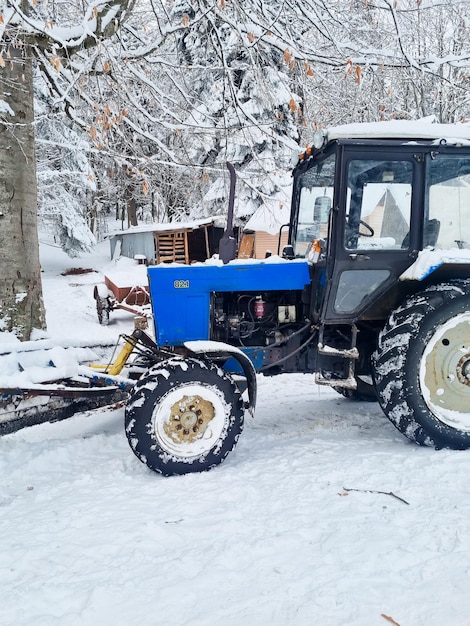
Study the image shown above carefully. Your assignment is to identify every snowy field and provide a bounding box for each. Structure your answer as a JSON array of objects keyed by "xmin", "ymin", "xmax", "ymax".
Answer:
[{"xmin": 1, "ymin": 239, "xmax": 470, "ymax": 626}]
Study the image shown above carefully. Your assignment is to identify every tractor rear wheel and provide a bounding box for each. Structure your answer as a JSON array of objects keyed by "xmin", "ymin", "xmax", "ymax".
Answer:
[
  {"xmin": 373, "ymin": 281, "xmax": 470, "ymax": 449},
  {"xmin": 125, "ymin": 356, "xmax": 244, "ymax": 476}
]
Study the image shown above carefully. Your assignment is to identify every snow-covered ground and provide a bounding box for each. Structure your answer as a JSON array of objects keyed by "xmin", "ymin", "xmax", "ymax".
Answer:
[{"xmin": 1, "ymin": 239, "xmax": 470, "ymax": 626}]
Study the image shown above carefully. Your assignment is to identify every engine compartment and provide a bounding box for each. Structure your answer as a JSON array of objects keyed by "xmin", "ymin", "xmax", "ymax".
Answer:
[{"xmin": 210, "ymin": 290, "xmax": 307, "ymax": 347}]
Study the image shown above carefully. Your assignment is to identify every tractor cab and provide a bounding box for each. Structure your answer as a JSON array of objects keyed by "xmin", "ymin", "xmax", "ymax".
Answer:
[{"xmin": 288, "ymin": 123, "xmax": 470, "ymax": 326}]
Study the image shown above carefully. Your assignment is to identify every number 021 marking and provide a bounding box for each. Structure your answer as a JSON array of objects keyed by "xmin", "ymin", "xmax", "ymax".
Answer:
[{"xmin": 174, "ymin": 279, "xmax": 190, "ymax": 289}]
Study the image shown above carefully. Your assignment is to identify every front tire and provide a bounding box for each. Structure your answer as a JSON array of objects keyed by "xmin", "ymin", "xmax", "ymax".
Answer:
[
  {"xmin": 373, "ymin": 281, "xmax": 470, "ymax": 449},
  {"xmin": 125, "ymin": 356, "xmax": 244, "ymax": 476}
]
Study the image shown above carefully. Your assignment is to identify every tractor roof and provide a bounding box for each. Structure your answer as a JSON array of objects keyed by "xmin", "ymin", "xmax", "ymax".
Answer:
[
  {"xmin": 326, "ymin": 119, "xmax": 470, "ymax": 143},
  {"xmin": 294, "ymin": 118, "xmax": 470, "ymax": 166}
]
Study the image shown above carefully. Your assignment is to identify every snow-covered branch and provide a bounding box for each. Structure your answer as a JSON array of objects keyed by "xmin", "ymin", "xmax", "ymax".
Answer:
[{"xmin": 2, "ymin": 0, "xmax": 136, "ymax": 52}]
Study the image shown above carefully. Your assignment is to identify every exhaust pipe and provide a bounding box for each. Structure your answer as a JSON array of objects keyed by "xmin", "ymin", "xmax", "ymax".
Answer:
[{"xmin": 219, "ymin": 162, "xmax": 237, "ymax": 264}]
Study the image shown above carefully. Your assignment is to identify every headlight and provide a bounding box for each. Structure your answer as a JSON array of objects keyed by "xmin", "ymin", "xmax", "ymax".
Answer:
[{"xmin": 313, "ymin": 129, "xmax": 327, "ymax": 149}]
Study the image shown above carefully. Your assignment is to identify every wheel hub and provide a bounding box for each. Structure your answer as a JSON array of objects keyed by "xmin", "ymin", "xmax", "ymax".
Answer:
[
  {"xmin": 421, "ymin": 312, "xmax": 470, "ymax": 429},
  {"xmin": 180, "ymin": 410, "xmax": 198, "ymax": 429},
  {"xmin": 456, "ymin": 355, "xmax": 470, "ymax": 386},
  {"xmin": 164, "ymin": 394, "xmax": 215, "ymax": 444}
]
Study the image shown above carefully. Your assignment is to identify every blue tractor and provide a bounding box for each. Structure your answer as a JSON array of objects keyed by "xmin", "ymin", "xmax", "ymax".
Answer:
[{"xmin": 124, "ymin": 121, "xmax": 470, "ymax": 475}]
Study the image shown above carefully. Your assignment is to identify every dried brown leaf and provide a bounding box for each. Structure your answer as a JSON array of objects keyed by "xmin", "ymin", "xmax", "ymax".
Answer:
[{"xmin": 355, "ymin": 65, "xmax": 362, "ymax": 84}]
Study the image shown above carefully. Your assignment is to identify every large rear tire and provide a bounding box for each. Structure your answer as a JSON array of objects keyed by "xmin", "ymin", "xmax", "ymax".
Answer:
[
  {"xmin": 373, "ymin": 281, "xmax": 470, "ymax": 449},
  {"xmin": 125, "ymin": 356, "xmax": 244, "ymax": 476}
]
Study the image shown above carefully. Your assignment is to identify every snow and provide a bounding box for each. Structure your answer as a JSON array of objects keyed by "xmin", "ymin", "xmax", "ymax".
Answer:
[
  {"xmin": 2, "ymin": 239, "xmax": 470, "ymax": 625},
  {"xmin": 184, "ymin": 340, "xmax": 253, "ymax": 360},
  {"xmin": 326, "ymin": 118, "xmax": 470, "ymax": 143},
  {"xmin": 400, "ymin": 248, "xmax": 470, "ymax": 280},
  {"xmin": 107, "ymin": 217, "xmax": 215, "ymax": 237},
  {"xmin": 102, "ymin": 257, "xmax": 149, "ymax": 289},
  {"xmin": 0, "ymin": 99, "xmax": 14, "ymax": 116},
  {"xmin": 244, "ymin": 200, "xmax": 291, "ymax": 235},
  {"xmin": 0, "ymin": 344, "xmax": 100, "ymax": 387}
]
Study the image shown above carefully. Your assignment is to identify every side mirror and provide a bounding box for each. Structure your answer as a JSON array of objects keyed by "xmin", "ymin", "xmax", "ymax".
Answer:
[{"xmin": 282, "ymin": 245, "xmax": 295, "ymax": 260}]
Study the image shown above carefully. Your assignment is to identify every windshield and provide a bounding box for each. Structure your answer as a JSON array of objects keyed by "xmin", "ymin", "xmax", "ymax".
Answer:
[{"xmin": 293, "ymin": 153, "xmax": 335, "ymax": 257}]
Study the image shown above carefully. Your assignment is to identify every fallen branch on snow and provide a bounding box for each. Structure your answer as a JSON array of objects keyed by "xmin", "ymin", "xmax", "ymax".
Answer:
[{"xmin": 343, "ymin": 487, "xmax": 410, "ymax": 505}]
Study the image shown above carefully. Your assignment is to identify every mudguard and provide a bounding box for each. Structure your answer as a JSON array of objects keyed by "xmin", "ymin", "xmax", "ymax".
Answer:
[{"xmin": 400, "ymin": 249, "xmax": 470, "ymax": 281}]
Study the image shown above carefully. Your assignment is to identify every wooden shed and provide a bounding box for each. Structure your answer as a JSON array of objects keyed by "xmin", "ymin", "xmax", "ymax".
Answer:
[
  {"xmin": 108, "ymin": 218, "xmax": 217, "ymax": 265},
  {"xmin": 239, "ymin": 203, "xmax": 291, "ymax": 259}
]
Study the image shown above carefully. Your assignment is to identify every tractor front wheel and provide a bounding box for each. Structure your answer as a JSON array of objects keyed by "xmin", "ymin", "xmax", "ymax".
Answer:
[
  {"xmin": 373, "ymin": 281, "xmax": 470, "ymax": 449},
  {"xmin": 125, "ymin": 356, "xmax": 244, "ymax": 476}
]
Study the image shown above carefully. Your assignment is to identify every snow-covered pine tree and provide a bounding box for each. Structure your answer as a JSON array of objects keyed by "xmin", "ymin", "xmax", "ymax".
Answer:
[
  {"xmin": 170, "ymin": 0, "xmax": 301, "ymax": 227},
  {"xmin": 35, "ymin": 81, "xmax": 97, "ymax": 256}
]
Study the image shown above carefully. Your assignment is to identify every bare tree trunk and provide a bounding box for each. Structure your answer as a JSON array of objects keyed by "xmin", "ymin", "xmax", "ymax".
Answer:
[
  {"xmin": 127, "ymin": 195, "xmax": 138, "ymax": 227},
  {"xmin": 0, "ymin": 36, "xmax": 46, "ymax": 339}
]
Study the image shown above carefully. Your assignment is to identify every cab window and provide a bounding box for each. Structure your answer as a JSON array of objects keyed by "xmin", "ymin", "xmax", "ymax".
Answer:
[
  {"xmin": 345, "ymin": 159, "xmax": 413, "ymax": 250},
  {"xmin": 426, "ymin": 155, "xmax": 470, "ymax": 250},
  {"xmin": 293, "ymin": 153, "xmax": 335, "ymax": 257}
]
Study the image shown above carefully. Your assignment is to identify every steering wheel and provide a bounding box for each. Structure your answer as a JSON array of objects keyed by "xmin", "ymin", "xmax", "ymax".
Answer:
[{"xmin": 359, "ymin": 220, "xmax": 374, "ymax": 237}]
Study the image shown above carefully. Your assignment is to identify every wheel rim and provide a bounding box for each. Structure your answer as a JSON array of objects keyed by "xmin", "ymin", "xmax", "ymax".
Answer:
[
  {"xmin": 152, "ymin": 384, "xmax": 227, "ymax": 458},
  {"xmin": 420, "ymin": 312, "xmax": 470, "ymax": 431}
]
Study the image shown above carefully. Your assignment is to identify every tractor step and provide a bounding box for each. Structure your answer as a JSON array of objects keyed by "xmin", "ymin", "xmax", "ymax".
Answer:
[
  {"xmin": 315, "ymin": 372, "xmax": 357, "ymax": 389},
  {"xmin": 317, "ymin": 343, "xmax": 359, "ymax": 359},
  {"xmin": 315, "ymin": 323, "xmax": 358, "ymax": 389}
]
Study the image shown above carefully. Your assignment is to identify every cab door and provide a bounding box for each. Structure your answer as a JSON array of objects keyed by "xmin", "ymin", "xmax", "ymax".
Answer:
[{"xmin": 322, "ymin": 146, "xmax": 420, "ymax": 323}]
